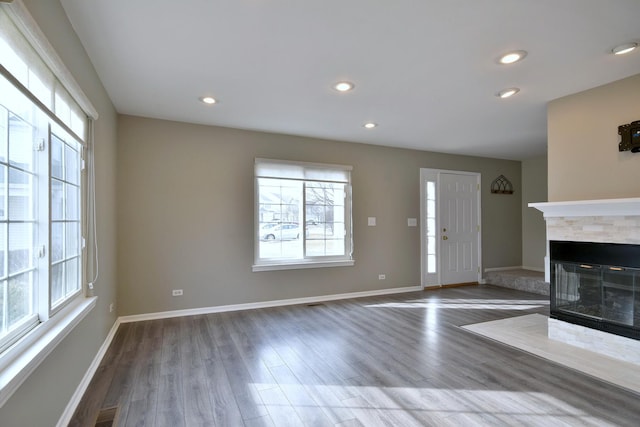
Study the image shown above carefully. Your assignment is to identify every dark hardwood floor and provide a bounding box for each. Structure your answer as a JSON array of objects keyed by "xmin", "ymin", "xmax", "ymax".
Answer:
[{"xmin": 70, "ymin": 285, "xmax": 640, "ymax": 426}]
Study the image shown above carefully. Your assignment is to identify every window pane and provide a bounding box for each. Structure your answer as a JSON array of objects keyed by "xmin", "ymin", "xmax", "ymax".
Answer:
[
  {"xmin": 0, "ymin": 224, "xmax": 5, "ymax": 278},
  {"xmin": 305, "ymin": 183, "xmax": 346, "ymax": 257},
  {"xmin": 428, "ymin": 254, "xmax": 436, "ymax": 273},
  {"xmin": 65, "ymin": 184, "xmax": 79, "ymax": 220},
  {"xmin": 51, "ymin": 222, "xmax": 63, "ymax": 262},
  {"xmin": 427, "ymin": 200, "xmax": 435, "ymax": 217},
  {"xmin": 8, "ymin": 272, "xmax": 32, "ymax": 327},
  {"xmin": 0, "ymin": 164, "xmax": 6, "ymax": 221},
  {"xmin": 51, "ymin": 135, "xmax": 63, "ymax": 180},
  {"xmin": 66, "ymin": 221, "xmax": 79, "ymax": 257},
  {"xmin": 8, "ymin": 169, "xmax": 33, "ymax": 220},
  {"xmin": 51, "ymin": 262, "xmax": 63, "ymax": 306},
  {"xmin": 8, "ymin": 113, "xmax": 34, "ymax": 172},
  {"xmin": 0, "ymin": 105, "xmax": 7, "ymax": 162},
  {"xmin": 427, "ymin": 218, "xmax": 436, "ymax": 236},
  {"xmin": 427, "ymin": 236, "xmax": 436, "ymax": 254},
  {"xmin": 51, "ymin": 179, "xmax": 63, "ymax": 220},
  {"xmin": 0, "ymin": 280, "xmax": 5, "ymax": 332},
  {"xmin": 257, "ymin": 178, "xmax": 302, "ymax": 260},
  {"xmin": 9, "ymin": 223, "xmax": 32, "ymax": 274},
  {"xmin": 64, "ymin": 144, "xmax": 79, "ymax": 185},
  {"xmin": 0, "ymin": 75, "xmax": 33, "ymax": 123},
  {"xmin": 65, "ymin": 257, "xmax": 79, "ymax": 295},
  {"xmin": 427, "ymin": 181, "xmax": 436, "ymax": 200}
]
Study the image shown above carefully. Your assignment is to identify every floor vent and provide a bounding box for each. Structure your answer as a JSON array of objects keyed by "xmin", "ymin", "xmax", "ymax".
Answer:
[
  {"xmin": 306, "ymin": 303, "xmax": 325, "ymax": 307},
  {"xmin": 94, "ymin": 406, "xmax": 119, "ymax": 427}
]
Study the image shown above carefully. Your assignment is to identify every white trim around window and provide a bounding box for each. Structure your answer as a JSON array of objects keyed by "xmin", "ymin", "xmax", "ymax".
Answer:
[
  {"xmin": 253, "ymin": 158, "xmax": 354, "ymax": 272},
  {"xmin": 0, "ymin": 0, "xmax": 98, "ymax": 408}
]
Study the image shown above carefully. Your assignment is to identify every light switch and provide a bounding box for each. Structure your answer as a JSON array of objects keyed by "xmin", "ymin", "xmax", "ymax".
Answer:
[
  {"xmin": 408, "ymin": 218, "xmax": 417, "ymax": 227},
  {"xmin": 368, "ymin": 217, "xmax": 376, "ymax": 226}
]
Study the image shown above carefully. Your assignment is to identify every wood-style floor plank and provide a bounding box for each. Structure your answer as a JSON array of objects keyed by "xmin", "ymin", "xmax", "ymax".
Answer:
[{"xmin": 70, "ymin": 285, "xmax": 640, "ymax": 426}]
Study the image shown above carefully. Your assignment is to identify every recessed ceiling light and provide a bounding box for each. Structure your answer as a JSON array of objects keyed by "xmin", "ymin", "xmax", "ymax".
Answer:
[
  {"xmin": 612, "ymin": 42, "xmax": 637, "ymax": 55},
  {"xmin": 363, "ymin": 122, "xmax": 377, "ymax": 129},
  {"xmin": 498, "ymin": 50, "xmax": 527, "ymax": 64},
  {"xmin": 497, "ymin": 88, "xmax": 520, "ymax": 99},
  {"xmin": 200, "ymin": 96, "xmax": 217, "ymax": 104},
  {"xmin": 334, "ymin": 81, "xmax": 355, "ymax": 92}
]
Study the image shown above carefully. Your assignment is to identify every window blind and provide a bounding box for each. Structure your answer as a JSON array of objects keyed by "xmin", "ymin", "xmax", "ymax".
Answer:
[{"xmin": 255, "ymin": 158, "xmax": 352, "ymax": 183}]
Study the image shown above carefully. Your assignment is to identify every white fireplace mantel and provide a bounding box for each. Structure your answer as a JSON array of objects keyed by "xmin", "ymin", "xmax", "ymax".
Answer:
[
  {"xmin": 528, "ymin": 197, "xmax": 640, "ymax": 283},
  {"xmin": 529, "ymin": 197, "xmax": 640, "ymax": 217}
]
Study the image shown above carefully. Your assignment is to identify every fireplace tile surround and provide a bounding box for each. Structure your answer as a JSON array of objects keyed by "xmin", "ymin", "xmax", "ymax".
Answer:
[{"xmin": 530, "ymin": 198, "xmax": 640, "ymax": 364}]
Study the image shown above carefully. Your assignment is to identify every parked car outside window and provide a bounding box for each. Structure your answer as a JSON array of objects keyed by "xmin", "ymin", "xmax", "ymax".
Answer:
[{"xmin": 260, "ymin": 223, "xmax": 300, "ymax": 241}]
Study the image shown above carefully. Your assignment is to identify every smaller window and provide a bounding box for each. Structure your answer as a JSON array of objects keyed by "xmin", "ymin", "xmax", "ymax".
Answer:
[
  {"xmin": 425, "ymin": 180, "xmax": 437, "ymax": 273},
  {"xmin": 254, "ymin": 159, "xmax": 353, "ymax": 271}
]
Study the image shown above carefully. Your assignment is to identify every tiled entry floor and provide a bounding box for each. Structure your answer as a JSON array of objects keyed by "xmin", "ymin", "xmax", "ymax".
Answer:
[{"xmin": 462, "ymin": 314, "xmax": 640, "ymax": 395}]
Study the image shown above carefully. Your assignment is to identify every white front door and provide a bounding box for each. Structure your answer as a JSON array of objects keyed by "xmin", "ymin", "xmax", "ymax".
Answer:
[{"xmin": 439, "ymin": 173, "xmax": 480, "ymax": 285}]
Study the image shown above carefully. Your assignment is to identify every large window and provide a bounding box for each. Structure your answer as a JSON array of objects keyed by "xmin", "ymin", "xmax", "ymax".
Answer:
[
  {"xmin": 0, "ymin": 73, "xmax": 84, "ymax": 353},
  {"xmin": 0, "ymin": 7, "xmax": 86, "ymax": 354},
  {"xmin": 254, "ymin": 159, "xmax": 353, "ymax": 271}
]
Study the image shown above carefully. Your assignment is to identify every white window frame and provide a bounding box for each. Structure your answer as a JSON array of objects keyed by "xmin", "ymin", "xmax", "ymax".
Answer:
[
  {"xmin": 0, "ymin": 0, "xmax": 98, "ymax": 408},
  {"xmin": 253, "ymin": 158, "xmax": 354, "ymax": 271}
]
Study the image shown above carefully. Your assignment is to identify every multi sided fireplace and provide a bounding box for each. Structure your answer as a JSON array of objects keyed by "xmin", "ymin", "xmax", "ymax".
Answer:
[{"xmin": 551, "ymin": 240, "xmax": 640, "ymax": 340}]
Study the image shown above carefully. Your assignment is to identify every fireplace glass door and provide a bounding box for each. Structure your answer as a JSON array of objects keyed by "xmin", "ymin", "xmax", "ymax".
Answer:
[
  {"xmin": 553, "ymin": 262, "xmax": 639, "ymax": 328},
  {"xmin": 554, "ymin": 263, "xmax": 602, "ymax": 319}
]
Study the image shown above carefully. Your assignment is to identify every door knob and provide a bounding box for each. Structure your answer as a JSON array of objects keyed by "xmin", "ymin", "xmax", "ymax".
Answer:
[{"xmin": 443, "ymin": 236, "xmax": 448, "ymax": 240}]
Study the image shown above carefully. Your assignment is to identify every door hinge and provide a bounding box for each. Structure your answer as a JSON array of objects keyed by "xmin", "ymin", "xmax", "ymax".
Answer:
[
  {"xmin": 34, "ymin": 138, "xmax": 45, "ymax": 152},
  {"xmin": 477, "ymin": 267, "xmax": 480, "ymax": 273},
  {"xmin": 477, "ymin": 183, "xmax": 480, "ymax": 191}
]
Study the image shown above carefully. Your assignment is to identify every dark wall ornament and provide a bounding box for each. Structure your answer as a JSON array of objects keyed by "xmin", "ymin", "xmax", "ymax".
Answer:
[
  {"xmin": 491, "ymin": 175, "xmax": 514, "ymax": 194},
  {"xmin": 618, "ymin": 120, "xmax": 640, "ymax": 153}
]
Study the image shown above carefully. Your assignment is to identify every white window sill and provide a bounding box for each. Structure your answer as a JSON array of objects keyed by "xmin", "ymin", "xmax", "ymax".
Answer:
[
  {"xmin": 0, "ymin": 296, "xmax": 97, "ymax": 408},
  {"xmin": 253, "ymin": 259, "xmax": 355, "ymax": 272}
]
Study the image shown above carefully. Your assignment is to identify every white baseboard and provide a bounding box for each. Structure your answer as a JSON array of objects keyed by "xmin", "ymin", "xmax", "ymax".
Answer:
[
  {"xmin": 57, "ymin": 318, "xmax": 121, "ymax": 427},
  {"xmin": 522, "ymin": 265, "xmax": 545, "ymax": 273},
  {"xmin": 58, "ymin": 284, "xmax": 422, "ymax": 424},
  {"xmin": 119, "ymin": 285, "xmax": 423, "ymax": 323}
]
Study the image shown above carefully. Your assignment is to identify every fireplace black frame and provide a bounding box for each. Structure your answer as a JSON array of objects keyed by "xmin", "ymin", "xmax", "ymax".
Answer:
[{"xmin": 550, "ymin": 240, "xmax": 640, "ymax": 341}]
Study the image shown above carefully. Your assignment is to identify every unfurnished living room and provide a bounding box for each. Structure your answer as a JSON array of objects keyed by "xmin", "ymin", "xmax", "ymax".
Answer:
[{"xmin": 1, "ymin": 1, "xmax": 640, "ymax": 426}]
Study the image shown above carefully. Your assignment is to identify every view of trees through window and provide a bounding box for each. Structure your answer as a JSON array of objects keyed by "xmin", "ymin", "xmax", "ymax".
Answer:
[{"xmin": 257, "ymin": 178, "xmax": 347, "ymax": 260}]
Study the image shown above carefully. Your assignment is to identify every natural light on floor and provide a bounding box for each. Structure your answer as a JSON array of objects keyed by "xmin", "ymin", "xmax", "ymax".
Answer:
[
  {"xmin": 248, "ymin": 384, "xmax": 615, "ymax": 426},
  {"xmin": 364, "ymin": 298, "xmax": 549, "ymax": 311}
]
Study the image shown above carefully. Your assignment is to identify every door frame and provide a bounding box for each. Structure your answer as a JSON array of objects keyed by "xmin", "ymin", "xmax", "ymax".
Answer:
[{"xmin": 420, "ymin": 168, "xmax": 482, "ymax": 288}]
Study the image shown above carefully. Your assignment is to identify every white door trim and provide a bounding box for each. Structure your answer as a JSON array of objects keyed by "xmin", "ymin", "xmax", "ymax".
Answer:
[{"xmin": 420, "ymin": 168, "xmax": 482, "ymax": 288}]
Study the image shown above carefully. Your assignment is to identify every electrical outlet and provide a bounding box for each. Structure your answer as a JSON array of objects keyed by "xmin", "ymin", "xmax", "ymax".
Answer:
[
  {"xmin": 378, "ymin": 274, "xmax": 386, "ymax": 280},
  {"xmin": 109, "ymin": 303, "xmax": 114, "ymax": 313},
  {"xmin": 172, "ymin": 289, "xmax": 183, "ymax": 296}
]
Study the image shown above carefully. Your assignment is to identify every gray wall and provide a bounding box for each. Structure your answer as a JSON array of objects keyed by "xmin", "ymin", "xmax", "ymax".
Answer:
[
  {"xmin": 521, "ymin": 155, "xmax": 547, "ymax": 270},
  {"xmin": 548, "ymin": 73, "xmax": 640, "ymax": 201},
  {"xmin": 0, "ymin": 1, "xmax": 118, "ymax": 426},
  {"xmin": 117, "ymin": 115, "xmax": 522, "ymax": 316}
]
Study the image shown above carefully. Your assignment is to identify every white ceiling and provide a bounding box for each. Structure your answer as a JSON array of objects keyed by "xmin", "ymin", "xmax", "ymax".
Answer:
[{"xmin": 60, "ymin": 0, "xmax": 640, "ymax": 160}]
